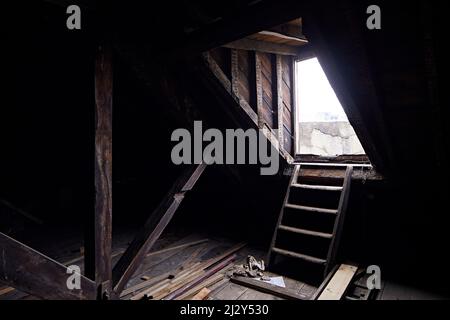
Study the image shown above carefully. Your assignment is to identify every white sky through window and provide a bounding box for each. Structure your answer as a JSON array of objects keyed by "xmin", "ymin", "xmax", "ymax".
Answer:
[{"xmin": 296, "ymin": 58, "xmax": 348, "ymax": 122}]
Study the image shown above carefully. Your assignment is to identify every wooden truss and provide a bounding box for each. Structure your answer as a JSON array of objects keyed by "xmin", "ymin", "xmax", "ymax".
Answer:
[{"xmin": 0, "ymin": 43, "xmax": 207, "ymax": 300}]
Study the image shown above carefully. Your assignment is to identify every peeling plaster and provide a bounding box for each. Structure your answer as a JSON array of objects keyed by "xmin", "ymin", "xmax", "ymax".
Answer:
[{"xmin": 299, "ymin": 121, "xmax": 365, "ymax": 156}]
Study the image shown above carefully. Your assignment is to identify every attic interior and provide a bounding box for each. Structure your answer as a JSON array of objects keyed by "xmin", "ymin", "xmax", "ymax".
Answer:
[{"xmin": 1, "ymin": 0, "xmax": 449, "ymax": 301}]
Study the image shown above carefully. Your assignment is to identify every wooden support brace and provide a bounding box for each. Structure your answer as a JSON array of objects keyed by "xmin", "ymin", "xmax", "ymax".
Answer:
[
  {"xmin": 231, "ymin": 49, "xmax": 239, "ymax": 97},
  {"xmin": 255, "ymin": 52, "xmax": 264, "ymax": 129},
  {"xmin": 0, "ymin": 232, "xmax": 97, "ymax": 300},
  {"xmin": 112, "ymin": 163, "xmax": 207, "ymax": 295},
  {"xmin": 276, "ymin": 55, "xmax": 284, "ymax": 147},
  {"xmin": 223, "ymin": 38, "xmax": 305, "ymax": 57},
  {"xmin": 202, "ymin": 52, "xmax": 258, "ymax": 125},
  {"xmin": 201, "ymin": 53, "xmax": 293, "ymax": 163}
]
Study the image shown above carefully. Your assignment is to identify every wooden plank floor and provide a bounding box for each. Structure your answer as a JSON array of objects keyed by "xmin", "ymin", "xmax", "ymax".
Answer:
[
  {"xmin": 118, "ymin": 235, "xmax": 316, "ymax": 300},
  {"xmin": 0, "ymin": 230, "xmax": 314, "ymax": 300}
]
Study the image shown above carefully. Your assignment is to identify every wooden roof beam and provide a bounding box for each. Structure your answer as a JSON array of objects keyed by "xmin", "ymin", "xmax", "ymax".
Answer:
[{"xmin": 223, "ymin": 38, "xmax": 305, "ymax": 56}]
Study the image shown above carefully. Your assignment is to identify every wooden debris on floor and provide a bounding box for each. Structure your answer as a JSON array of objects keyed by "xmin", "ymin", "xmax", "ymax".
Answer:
[
  {"xmin": 127, "ymin": 242, "xmax": 246, "ymax": 300},
  {"xmin": 0, "ymin": 286, "xmax": 15, "ymax": 296},
  {"xmin": 316, "ymin": 264, "xmax": 358, "ymax": 300},
  {"xmin": 176, "ymin": 273, "xmax": 225, "ymax": 300},
  {"xmin": 192, "ymin": 288, "xmax": 211, "ymax": 300},
  {"xmin": 163, "ymin": 254, "xmax": 236, "ymax": 300},
  {"xmin": 1, "ymin": 232, "xmax": 314, "ymax": 301},
  {"xmin": 310, "ymin": 265, "xmax": 339, "ymax": 300},
  {"xmin": 1, "ymin": 236, "xmax": 210, "ymax": 300}
]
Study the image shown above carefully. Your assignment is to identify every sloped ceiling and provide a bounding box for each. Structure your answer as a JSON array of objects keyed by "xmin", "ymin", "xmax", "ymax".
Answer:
[
  {"xmin": 36, "ymin": 0, "xmax": 448, "ymax": 178},
  {"xmin": 302, "ymin": 0, "xmax": 448, "ymax": 178}
]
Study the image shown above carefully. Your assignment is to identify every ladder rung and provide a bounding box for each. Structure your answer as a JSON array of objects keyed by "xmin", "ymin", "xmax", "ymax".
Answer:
[
  {"xmin": 272, "ymin": 247, "xmax": 327, "ymax": 265},
  {"xmin": 285, "ymin": 203, "xmax": 338, "ymax": 215},
  {"xmin": 278, "ymin": 225, "xmax": 333, "ymax": 239},
  {"xmin": 291, "ymin": 183, "xmax": 343, "ymax": 191},
  {"xmin": 297, "ymin": 162, "xmax": 372, "ymax": 168}
]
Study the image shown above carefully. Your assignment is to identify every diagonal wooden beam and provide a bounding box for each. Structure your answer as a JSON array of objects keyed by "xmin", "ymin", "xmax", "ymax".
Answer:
[
  {"xmin": 0, "ymin": 232, "xmax": 97, "ymax": 300},
  {"xmin": 112, "ymin": 163, "xmax": 207, "ymax": 295},
  {"xmin": 201, "ymin": 52, "xmax": 293, "ymax": 163}
]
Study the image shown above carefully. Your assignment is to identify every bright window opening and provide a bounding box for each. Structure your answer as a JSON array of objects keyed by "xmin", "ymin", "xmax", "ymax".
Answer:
[{"xmin": 295, "ymin": 58, "xmax": 365, "ymax": 157}]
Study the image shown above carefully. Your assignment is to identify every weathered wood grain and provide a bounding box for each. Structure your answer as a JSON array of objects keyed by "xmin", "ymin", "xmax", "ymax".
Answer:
[{"xmin": 0, "ymin": 232, "xmax": 96, "ymax": 300}]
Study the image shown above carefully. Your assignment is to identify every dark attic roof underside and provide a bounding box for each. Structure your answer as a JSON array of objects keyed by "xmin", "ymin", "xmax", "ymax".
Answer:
[
  {"xmin": 12, "ymin": 0, "xmax": 444, "ymax": 178},
  {"xmin": 1, "ymin": 0, "xmax": 449, "ymax": 300}
]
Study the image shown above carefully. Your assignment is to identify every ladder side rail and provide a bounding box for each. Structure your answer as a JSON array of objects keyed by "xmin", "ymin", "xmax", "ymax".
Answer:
[
  {"xmin": 324, "ymin": 166, "xmax": 353, "ymax": 276},
  {"xmin": 266, "ymin": 164, "xmax": 300, "ymax": 267}
]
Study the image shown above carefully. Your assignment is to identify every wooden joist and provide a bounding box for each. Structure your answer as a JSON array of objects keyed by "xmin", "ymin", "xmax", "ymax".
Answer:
[
  {"xmin": 257, "ymin": 30, "xmax": 308, "ymax": 44},
  {"xmin": 317, "ymin": 264, "xmax": 358, "ymax": 300},
  {"xmin": 223, "ymin": 38, "xmax": 304, "ymax": 56},
  {"xmin": 0, "ymin": 232, "xmax": 97, "ymax": 300}
]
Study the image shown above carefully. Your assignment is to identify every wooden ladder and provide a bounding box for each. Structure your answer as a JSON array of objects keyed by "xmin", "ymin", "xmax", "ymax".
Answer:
[{"xmin": 267, "ymin": 163, "xmax": 353, "ymax": 278}]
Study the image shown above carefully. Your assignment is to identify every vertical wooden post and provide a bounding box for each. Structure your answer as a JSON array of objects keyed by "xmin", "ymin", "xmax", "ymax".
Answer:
[
  {"xmin": 276, "ymin": 55, "xmax": 284, "ymax": 148},
  {"xmin": 255, "ymin": 52, "xmax": 264, "ymax": 129},
  {"xmin": 231, "ymin": 49, "xmax": 239, "ymax": 98},
  {"xmin": 291, "ymin": 56, "xmax": 298, "ymax": 155},
  {"xmin": 86, "ymin": 42, "xmax": 113, "ymax": 299}
]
